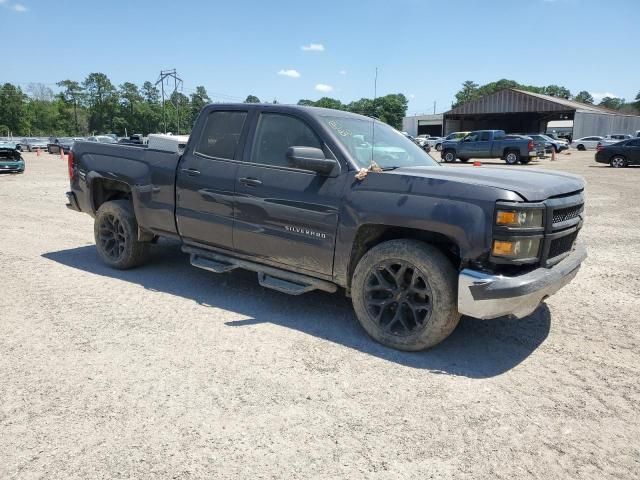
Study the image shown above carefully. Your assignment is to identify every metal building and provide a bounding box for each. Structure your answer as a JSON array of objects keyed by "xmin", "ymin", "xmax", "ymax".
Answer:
[
  {"xmin": 402, "ymin": 114, "xmax": 443, "ymax": 137},
  {"xmin": 441, "ymin": 88, "xmax": 640, "ymax": 139}
]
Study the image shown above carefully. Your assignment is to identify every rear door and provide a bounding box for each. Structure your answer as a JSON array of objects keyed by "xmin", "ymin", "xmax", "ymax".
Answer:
[
  {"xmin": 176, "ymin": 108, "xmax": 250, "ymax": 250},
  {"xmin": 233, "ymin": 110, "xmax": 345, "ymax": 277},
  {"xmin": 627, "ymin": 139, "xmax": 640, "ymax": 164}
]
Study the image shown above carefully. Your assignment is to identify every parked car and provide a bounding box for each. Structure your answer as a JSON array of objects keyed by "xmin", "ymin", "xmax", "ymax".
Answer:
[
  {"xmin": 66, "ymin": 104, "xmax": 587, "ymax": 351},
  {"xmin": 0, "ymin": 142, "xmax": 25, "ymax": 173},
  {"xmin": 595, "ymin": 138, "xmax": 640, "ymax": 168},
  {"xmin": 441, "ymin": 130, "xmax": 538, "ymax": 164},
  {"xmin": 424, "ymin": 136, "xmax": 444, "ymax": 150},
  {"xmin": 413, "ymin": 135, "xmax": 430, "ymax": 148},
  {"xmin": 571, "ymin": 136, "xmax": 603, "ymax": 151},
  {"xmin": 525, "ymin": 133, "xmax": 569, "ymax": 153},
  {"xmin": 21, "ymin": 137, "xmax": 49, "ymax": 152},
  {"xmin": 48, "ymin": 137, "xmax": 81, "ymax": 154},
  {"xmin": 118, "ymin": 134, "xmax": 145, "ymax": 146},
  {"xmin": 506, "ymin": 135, "xmax": 545, "ymax": 157},
  {"xmin": 600, "ymin": 134, "xmax": 633, "ymax": 146},
  {"xmin": 86, "ymin": 135, "xmax": 118, "ymax": 144}
]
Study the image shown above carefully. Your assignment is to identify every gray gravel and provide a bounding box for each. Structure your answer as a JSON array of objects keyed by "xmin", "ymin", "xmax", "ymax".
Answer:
[{"xmin": 1, "ymin": 150, "xmax": 638, "ymax": 479}]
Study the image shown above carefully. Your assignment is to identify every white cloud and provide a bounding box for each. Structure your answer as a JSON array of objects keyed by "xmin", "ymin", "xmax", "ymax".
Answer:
[
  {"xmin": 13, "ymin": 3, "xmax": 27, "ymax": 11},
  {"xmin": 277, "ymin": 69, "xmax": 301, "ymax": 79},
  {"xmin": 315, "ymin": 84, "xmax": 333, "ymax": 93},
  {"xmin": 301, "ymin": 43, "xmax": 325, "ymax": 52},
  {"xmin": 408, "ymin": 94, "xmax": 416, "ymax": 99},
  {"xmin": 339, "ymin": 70, "xmax": 347, "ymax": 75},
  {"xmin": 590, "ymin": 91, "xmax": 619, "ymax": 102}
]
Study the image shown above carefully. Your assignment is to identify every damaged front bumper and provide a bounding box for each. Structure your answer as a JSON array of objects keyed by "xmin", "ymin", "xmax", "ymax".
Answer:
[{"xmin": 458, "ymin": 242, "xmax": 587, "ymax": 319}]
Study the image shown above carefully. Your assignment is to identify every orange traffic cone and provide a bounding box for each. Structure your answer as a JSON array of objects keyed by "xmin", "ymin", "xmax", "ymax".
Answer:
[
  {"xmin": 473, "ymin": 160, "xmax": 482, "ymax": 167},
  {"xmin": 36, "ymin": 147, "xmax": 41, "ymax": 156}
]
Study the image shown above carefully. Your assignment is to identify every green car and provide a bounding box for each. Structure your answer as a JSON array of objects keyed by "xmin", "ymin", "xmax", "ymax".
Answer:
[{"xmin": 0, "ymin": 142, "xmax": 25, "ymax": 173}]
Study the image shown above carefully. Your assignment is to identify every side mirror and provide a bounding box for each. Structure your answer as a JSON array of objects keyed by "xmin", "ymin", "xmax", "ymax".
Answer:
[{"xmin": 286, "ymin": 146, "xmax": 337, "ymax": 175}]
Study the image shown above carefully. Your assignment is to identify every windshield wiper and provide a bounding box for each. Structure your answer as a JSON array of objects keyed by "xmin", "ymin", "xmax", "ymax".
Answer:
[{"xmin": 380, "ymin": 166, "xmax": 401, "ymax": 171}]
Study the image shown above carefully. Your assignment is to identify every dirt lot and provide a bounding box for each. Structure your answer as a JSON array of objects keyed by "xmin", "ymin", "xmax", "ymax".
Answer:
[{"xmin": 1, "ymin": 149, "xmax": 638, "ymax": 479}]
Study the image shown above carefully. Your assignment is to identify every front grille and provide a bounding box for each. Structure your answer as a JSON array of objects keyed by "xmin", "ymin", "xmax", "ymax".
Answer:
[
  {"xmin": 553, "ymin": 204, "xmax": 583, "ymax": 224},
  {"xmin": 548, "ymin": 231, "xmax": 578, "ymax": 259}
]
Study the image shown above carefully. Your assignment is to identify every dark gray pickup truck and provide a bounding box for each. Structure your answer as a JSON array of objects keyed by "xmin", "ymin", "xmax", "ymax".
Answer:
[
  {"xmin": 441, "ymin": 130, "xmax": 538, "ymax": 165},
  {"xmin": 66, "ymin": 104, "xmax": 586, "ymax": 351}
]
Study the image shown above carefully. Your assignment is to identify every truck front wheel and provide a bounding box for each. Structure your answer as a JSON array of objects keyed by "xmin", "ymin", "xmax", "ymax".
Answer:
[
  {"xmin": 351, "ymin": 240, "xmax": 461, "ymax": 351},
  {"xmin": 94, "ymin": 200, "xmax": 150, "ymax": 270}
]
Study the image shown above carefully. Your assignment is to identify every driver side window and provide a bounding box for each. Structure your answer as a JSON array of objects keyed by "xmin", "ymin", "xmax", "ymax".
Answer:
[{"xmin": 251, "ymin": 113, "xmax": 322, "ymax": 168}]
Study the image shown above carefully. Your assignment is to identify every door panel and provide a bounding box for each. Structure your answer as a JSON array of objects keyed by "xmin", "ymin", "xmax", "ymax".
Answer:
[
  {"xmin": 176, "ymin": 110, "xmax": 248, "ymax": 250},
  {"xmin": 233, "ymin": 112, "xmax": 344, "ymax": 276}
]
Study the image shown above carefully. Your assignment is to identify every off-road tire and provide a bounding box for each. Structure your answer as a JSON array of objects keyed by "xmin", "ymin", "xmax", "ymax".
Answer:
[
  {"xmin": 351, "ymin": 239, "xmax": 461, "ymax": 351},
  {"xmin": 94, "ymin": 200, "xmax": 150, "ymax": 269},
  {"xmin": 504, "ymin": 150, "xmax": 520, "ymax": 165},
  {"xmin": 442, "ymin": 150, "xmax": 456, "ymax": 163}
]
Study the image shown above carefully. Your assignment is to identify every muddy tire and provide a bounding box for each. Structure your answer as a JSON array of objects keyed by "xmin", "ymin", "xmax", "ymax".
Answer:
[
  {"xmin": 94, "ymin": 200, "xmax": 150, "ymax": 270},
  {"xmin": 351, "ymin": 239, "xmax": 461, "ymax": 351}
]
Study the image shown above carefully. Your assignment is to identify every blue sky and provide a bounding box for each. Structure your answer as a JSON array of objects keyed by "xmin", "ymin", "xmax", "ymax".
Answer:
[{"xmin": 2, "ymin": 0, "xmax": 638, "ymax": 114}]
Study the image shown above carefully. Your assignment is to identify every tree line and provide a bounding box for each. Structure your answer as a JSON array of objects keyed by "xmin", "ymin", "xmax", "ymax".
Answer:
[
  {"xmin": 0, "ymin": 73, "xmax": 410, "ymax": 137},
  {"xmin": 453, "ymin": 79, "xmax": 640, "ymax": 114}
]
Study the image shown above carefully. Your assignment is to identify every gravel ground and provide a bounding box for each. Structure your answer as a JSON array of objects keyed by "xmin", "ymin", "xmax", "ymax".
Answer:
[{"xmin": 1, "ymin": 150, "xmax": 638, "ymax": 479}]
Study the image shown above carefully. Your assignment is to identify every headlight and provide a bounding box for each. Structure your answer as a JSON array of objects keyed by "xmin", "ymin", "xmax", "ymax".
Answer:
[
  {"xmin": 496, "ymin": 208, "xmax": 544, "ymax": 228},
  {"xmin": 492, "ymin": 238, "xmax": 541, "ymax": 260}
]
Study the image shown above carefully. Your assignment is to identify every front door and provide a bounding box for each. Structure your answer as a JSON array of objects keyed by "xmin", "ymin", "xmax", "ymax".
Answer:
[
  {"xmin": 233, "ymin": 111, "xmax": 345, "ymax": 277},
  {"xmin": 176, "ymin": 109, "xmax": 249, "ymax": 250}
]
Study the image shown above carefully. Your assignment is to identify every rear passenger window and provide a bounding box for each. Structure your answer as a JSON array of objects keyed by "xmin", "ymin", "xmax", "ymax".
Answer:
[
  {"xmin": 195, "ymin": 111, "xmax": 247, "ymax": 160},
  {"xmin": 628, "ymin": 140, "xmax": 640, "ymax": 147},
  {"xmin": 251, "ymin": 113, "xmax": 322, "ymax": 168}
]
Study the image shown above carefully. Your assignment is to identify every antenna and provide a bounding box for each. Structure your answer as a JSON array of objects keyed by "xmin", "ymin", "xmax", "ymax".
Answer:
[{"xmin": 370, "ymin": 67, "xmax": 378, "ymax": 165}]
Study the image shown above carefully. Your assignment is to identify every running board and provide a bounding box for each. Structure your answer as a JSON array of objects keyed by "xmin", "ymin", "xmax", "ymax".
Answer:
[{"xmin": 183, "ymin": 246, "xmax": 337, "ymax": 295}]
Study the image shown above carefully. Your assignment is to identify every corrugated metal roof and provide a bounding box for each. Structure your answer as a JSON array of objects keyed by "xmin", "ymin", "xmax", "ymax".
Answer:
[{"xmin": 445, "ymin": 88, "xmax": 621, "ymax": 115}]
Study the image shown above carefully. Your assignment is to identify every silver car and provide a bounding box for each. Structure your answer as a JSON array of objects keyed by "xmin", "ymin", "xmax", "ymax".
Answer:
[
  {"xmin": 21, "ymin": 137, "xmax": 49, "ymax": 152},
  {"xmin": 571, "ymin": 136, "xmax": 604, "ymax": 151}
]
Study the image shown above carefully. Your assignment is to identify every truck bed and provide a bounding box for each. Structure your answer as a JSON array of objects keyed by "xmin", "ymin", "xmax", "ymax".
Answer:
[{"xmin": 70, "ymin": 141, "xmax": 180, "ymax": 238}]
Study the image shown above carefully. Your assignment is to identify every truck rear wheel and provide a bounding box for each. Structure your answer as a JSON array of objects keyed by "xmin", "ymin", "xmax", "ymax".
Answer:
[
  {"xmin": 442, "ymin": 150, "xmax": 456, "ymax": 162},
  {"xmin": 351, "ymin": 240, "xmax": 461, "ymax": 351},
  {"xmin": 505, "ymin": 150, "xmax": 520, "ymax": 165},
  {"xmin": 94, "ymin": 200, "xmax": 150, "ymax": 270}
]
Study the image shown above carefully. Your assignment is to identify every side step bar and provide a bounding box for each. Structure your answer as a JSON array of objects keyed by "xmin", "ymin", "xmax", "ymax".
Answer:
[{"xmin": 183, "ymin": 245, "xmax": 338, "ymax": 296}]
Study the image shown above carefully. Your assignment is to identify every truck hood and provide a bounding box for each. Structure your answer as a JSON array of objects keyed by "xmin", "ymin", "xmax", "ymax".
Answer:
[{"xmin": 390, "ymin": 166, "xmax": 584, "ymax": 201}]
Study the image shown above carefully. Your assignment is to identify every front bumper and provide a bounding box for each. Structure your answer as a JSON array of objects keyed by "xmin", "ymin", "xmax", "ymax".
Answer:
[{"xmin": 458, "ymin": 242, "xmax": 587, "ymax": 319}]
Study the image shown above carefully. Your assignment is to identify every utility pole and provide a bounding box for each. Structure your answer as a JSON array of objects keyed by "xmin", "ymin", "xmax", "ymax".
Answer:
[
  {"xmin": 155, "ymin": 69, "xmax": 183, "ymax": 134},
  {"xmin": 433, "ymin": 101, "xmax": 436, "ymax": 115}
]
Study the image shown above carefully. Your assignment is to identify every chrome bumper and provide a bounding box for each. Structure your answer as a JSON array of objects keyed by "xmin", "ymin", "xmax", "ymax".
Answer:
[{"xmin": 458, "ymin": 242, "xmax": 587, "ymax": 319}]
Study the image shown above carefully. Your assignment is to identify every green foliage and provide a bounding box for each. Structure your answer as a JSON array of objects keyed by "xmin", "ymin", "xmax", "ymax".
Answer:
[
  {"xmin": 599, "ymin": 96, "xmax": 626, "ymax": 111},
  {"xmin": 574, "ymin": 90, "xmax": 594, "ymax": 104},
  {"xmin": 452, "ymin": 79, "xmax": 573, "ymax": 107},
  {"xmin": 244, "ymin": 95, "xmax": 260, "ymax": 103},
  {"xmin": 296, "ymin": 93, "xmax": 409, "ymax": 130}
]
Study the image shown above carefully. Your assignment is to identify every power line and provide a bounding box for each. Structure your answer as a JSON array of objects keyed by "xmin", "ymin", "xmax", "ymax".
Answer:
[{"xmin": 155, "ymin": 69, "xmax": 183, "ymax": 134}]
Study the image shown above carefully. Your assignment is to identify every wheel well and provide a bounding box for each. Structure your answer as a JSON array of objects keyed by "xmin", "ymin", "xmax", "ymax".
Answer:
[
  {"xmin": 91, "ymin": 178, "xmax": 132, "ymax": 212},
  {"xmin": 610, "ymin": 154, "xmax": 626, "ymax": 160},
  {"xmin": 346, "ymin": 224, "xmax": 460, "ymax": 289}
]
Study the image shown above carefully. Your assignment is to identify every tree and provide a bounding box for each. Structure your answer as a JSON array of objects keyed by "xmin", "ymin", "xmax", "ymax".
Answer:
[
  {"xmin": 574, "ymin": 91, "xmax": 594, "ymax": 104},
  {"xmin": 373, "ymin": 94, "xmax": 408, "ymax": 129},
  {"xmin": 26, "ymin": 83, "xmax": 54, "ymax": 101},
  {"xmin": 83, "ymin": 73, "xmax": 118, "ymax": 133},
  {"xmin": 0, "ymin": 83, "xmax": 29, "ymax": 135},
  {"xmin": 453, "ymin": 80, "xmax": 479, "ymax": 107},
  {"xmin": 312, "ymin": 97, "xmax": 344, "ymax": 110},
  {"xmin": 190, "ymin": 86, "xmax": 211, "ymax": 125},
  {"xmin": 297, "ymin": 99, "xmax": 315, "ymax": 107},
  {"xmin": 244, "ymin": 95, "xmax": 260, "ymax": 103},
  {"xmin": 599, "ymin": 96, "xmax": 625, "ymax": 110},
  {"xmin": 119, "ymin": 82, "xmax": 143, "ymax": 134},
  {"xmin": 542, "ymin": 85, "xmax": 571, "ymax": 99},
  {"xmin": 57, "ymin": 80, "xmax": 85, "ymax": 134}
]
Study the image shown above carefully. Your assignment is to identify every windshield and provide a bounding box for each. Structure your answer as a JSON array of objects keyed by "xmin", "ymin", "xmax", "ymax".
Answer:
[{"xmin": 322, "ymin": 116, "xmax": 439, "ymax": 169}]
